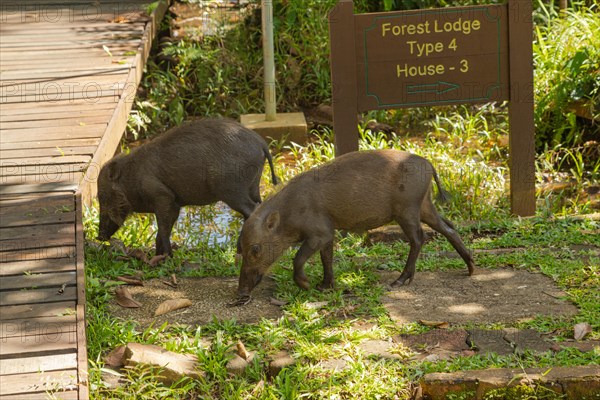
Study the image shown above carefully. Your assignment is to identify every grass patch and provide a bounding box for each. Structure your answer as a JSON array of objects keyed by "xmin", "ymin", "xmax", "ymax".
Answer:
[{"xmin": 84, "ymin": 1, "xmax": 599, "ymax": 398}]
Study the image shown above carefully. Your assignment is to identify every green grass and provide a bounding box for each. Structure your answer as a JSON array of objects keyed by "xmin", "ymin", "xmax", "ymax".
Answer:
[
  {"xmin": 84, "ymin": 127, "xmax": 599, "ymax": 398},
  {"xmin": 83, "ymin": 1, "xmax": 599, "ymax": 398}
]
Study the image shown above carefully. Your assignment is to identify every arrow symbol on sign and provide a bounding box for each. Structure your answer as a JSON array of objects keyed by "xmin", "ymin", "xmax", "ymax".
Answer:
[{"xmin": 407, "ymin": 81, "xmax": 460, "ymax": 95}]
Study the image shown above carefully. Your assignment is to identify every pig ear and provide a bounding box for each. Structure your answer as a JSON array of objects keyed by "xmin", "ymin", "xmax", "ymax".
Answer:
[
  {"xmin": 106, "ymin": 161, "xmax": 121, "ymax": 181},
  {"xmin": 265, "ymin": 211, "xmax": 280, "ymax": 232}
]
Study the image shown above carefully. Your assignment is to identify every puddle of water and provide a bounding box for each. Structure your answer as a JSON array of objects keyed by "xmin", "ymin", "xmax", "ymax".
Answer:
[
  {"xmin": 174, "ymin": 202, "xmax": 242, "ymax": 248},
  {"xmin": 169, "ymin": 1, "xmax": 254, "ymax": 39}
]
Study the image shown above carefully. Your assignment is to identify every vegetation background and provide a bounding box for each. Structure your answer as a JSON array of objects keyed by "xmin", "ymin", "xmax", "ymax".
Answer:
[{"xmin": 85, "ymin": 0, "xmax": 599, "ymax": 398}]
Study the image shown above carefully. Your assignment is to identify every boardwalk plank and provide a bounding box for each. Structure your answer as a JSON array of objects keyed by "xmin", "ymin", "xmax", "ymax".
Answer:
[
  {"xmin": 1, "ymin": 271, "xmax": 77, "ymax": 290},
  {"xmin": 0, "ymin": 223, "xmax": 75, "ymax": 241},
  {"xmin": 0, "ymin": 258, "xmax": 76, "ymax": 276},
  {"xmin": 0, "ymin": 2, "xmax": 166, "ymax": 398},
  {"xmin": 0, "ymin": 246, "xmax": 76, "ymax": 263},
  {"xmin": 0, "ymin": 301, "xmax": 76, "ymax": 320},
  {"xmin": 1, "ymin": 108, "xmax": 115, "ymax": 123},
  {"xmin": 0, "ymin": 315, "xmax": 77, "ymax": 339},
  {"xmin": 0, "ymin": 210, "xmax": 76, "ymax": 229},
  {"xmin": 0, "ymin": 369, "xmax": 78, "ymax": 396},
  {"xmin": 0, "ymin": 353, "xmax": 78, "ymax": 375},
  {"xmin": 0, "ymin": 192, "xmax": 73, "ymax": 212},
  {"xmin": 0, "ymin": 125, "xmax": 106, "ymax": 142},
  {"xmin": 1, "ymin": 138, "xmax": 101, "ymax": 151},
  {"xmin": 0, "ymin": 285, "xmax": 77, "ymax": 306}
]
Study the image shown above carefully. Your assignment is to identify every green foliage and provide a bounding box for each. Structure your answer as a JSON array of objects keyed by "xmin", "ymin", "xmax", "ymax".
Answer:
[{"xmin": 533, "ymin": 3, "xmax": 600, "ymax": 149}]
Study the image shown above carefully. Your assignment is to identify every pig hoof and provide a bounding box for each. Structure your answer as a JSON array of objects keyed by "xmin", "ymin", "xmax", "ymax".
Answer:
[
  {"xmin": 294, "ymin": 276, "xmax": 311, "ymax": 291},
  {"xmin": 227, "ymin": 296, "xmax": 252, "ymax": 307},
  {"xmin": 317, "ymin": 282, "xmax": 334, "ymax": 291},
  {"xmin": 390, "ymin": 276, "xmax": 413, "ymax": 287}
]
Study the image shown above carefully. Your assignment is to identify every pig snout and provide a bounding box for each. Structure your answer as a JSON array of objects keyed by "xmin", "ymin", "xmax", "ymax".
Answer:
[
  {"xmin": 237, "ymin": 267, "xmax": 263, "ymax": 298},
  {"xmin": 97, "ymin": 214, "xmax": 120, "ymax": 242}
]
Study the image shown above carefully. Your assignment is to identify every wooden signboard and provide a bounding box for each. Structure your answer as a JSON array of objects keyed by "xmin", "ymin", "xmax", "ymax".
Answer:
[{"xmin": 329, "ymin": 0, "xmax": 535, "ymax": 216}]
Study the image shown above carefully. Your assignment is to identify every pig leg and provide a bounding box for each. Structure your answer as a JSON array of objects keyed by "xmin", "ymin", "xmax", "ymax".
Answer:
[
  {"xmin": 317, "ymin": 240, "xmax": 335, "ymax": 290},
  {"xmin": 420, "ymin": 197, "xmax": 475, "ymax": 276},
  {"xmin": 391, "ymin": 210, "xmax": 425, "ymax": 286},
  {"xmin": 225, "ymin": 196, "xmax": 260, "ymax": 254},
  {"xmin": 292, "ymin": 241, "xmax": 317, "ymax": 290},
  {"xmin": 155, "ymin": 204, "xmax": 180, "ymax": 256}
]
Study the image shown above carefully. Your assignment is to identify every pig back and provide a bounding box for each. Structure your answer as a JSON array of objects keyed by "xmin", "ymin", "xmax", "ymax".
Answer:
[
  {"xmin": 134, "ymin": 119, "xmax": 268, "ymax": 206},
  {"xmin": 311, "ymin": 150, "xmax": 433, "ymax": 231}
]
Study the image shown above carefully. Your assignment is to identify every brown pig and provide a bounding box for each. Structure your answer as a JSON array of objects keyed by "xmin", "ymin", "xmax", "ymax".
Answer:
[
  {"xmin": 97, "ymin": 118, "xmax": 278, "ymax": 256},
  {"xmin": 236, "ymin": 149, "xmax": 474, "ymax": 300}
]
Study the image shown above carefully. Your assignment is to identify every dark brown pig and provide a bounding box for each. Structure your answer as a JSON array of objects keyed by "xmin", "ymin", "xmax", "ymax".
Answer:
[
  {"xmin": 97, "ymin": 118, "xmax": 278, "ymax": 256},
  {"xmin": 236, "ymin": 149, "xmax": 474, "ymax": 300}
]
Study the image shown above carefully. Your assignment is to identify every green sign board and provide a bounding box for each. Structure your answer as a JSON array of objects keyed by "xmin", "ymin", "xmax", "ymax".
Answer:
[
  {"xmin": 355, "ymin": 5, "xmax": 508, "ymax": 109},
  {"xmin": 329, "ymin": 0, "xmax": 535, "ymax": 216}
]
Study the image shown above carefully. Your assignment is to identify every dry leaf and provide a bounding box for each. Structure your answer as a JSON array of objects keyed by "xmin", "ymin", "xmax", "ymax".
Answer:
[
  {"xmin": 115, "ymin": 287, "xmax": 142, "ymax": 308},
  {"xmin": 149, "ymin": 254, "xmax": 167, "ymax": 267},
  {"xmin": 154, "ymin": 298, "xmax": 192, "ymax": 316},
  {"xmin": 171, "ymin": 274, "xmax": 178, "ymax": 286},
  {"xmin": 127, "ymin": 248, "xmax": 149, "ymax": 263},
  {"xmin": 116, "ymin": 275, "xmax": 144, "ymax": 286},
  {"xmin": 228, "ymin": 295, "xmax": 251, "ymax": 307},
  {"xmin": 104, "ymin": 345, "xmax": 126, "ymax": 368},
  {"xmin": 419, "ymin": 320, "xmax": 450, "ymax": 329},
  {"xmin": 574, "ymin": 322, "xmax": 592, "ymax": 341},
  {"xmin": 160, "ymin": 280, "xmax": 177, "ymax": 288},
  {"xmin": 236, "ymin": 340, "xmax": 250, "ymax": 360},
  {"xmin": 269, "ymin": 297, "xmax": 287, "ymax": 306},
  {"xmin": 109, "ymin": 238, "xmax": 127, "ymax": 254}
]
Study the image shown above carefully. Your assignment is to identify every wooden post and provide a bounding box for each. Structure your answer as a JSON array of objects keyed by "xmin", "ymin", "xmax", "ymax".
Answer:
[
  {"xmin": 329, "ymin": 0, "xmax": 359, "ymax": 155},
  {"xmin": 508, "ymin": 0, "xmax": 536, "ymax": 216}
]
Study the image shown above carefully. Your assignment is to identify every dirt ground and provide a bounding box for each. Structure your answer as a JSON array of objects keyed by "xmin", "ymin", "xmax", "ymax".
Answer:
[
  {"xmin": 380, "ymin": 268, "xmax": 579, "ymax": 324},
  {"xmin": 109, "ymin": 267, "xmax": 578, "ymax": 328},
  {"xmin": 109, "ymin": 276, "xmax": 282, "ymax": 328}
]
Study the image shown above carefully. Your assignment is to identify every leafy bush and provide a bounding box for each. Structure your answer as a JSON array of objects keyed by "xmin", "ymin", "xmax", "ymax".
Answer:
[{"xmin": 533, "ymin": 3, "xmax": 600, "ymax": 148}]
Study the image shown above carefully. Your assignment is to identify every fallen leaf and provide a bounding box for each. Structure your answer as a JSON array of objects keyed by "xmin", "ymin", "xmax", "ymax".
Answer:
[
  {"xmin": 104, "ymin": 345, "xmax": 126, "ymax": 368},
  {"xmin": 154, "ymin": 298, "xmax": 192, "ymax": 316},
  {"xmin": 149, "ymin": 254, "xmax": 167, "ymax": 267},
  {"xmin": 269, "ymin": 297, "xmax": 287, "ymax": 306},
  {"xmin": 228, "ymin": 296, "xmax": 251, "ymax": 307},
  {"xmin": 419, "ymin": 320, "xmax": 450, "ymax": 329},
  {"xmin": 115, "ymin": 287, "xmax": 141, "ymax": 308},
  {"xmin": 306, "ymin": 301, "xmax": 328, "ymax": 309},
  {"xmin": 127, "ymin": 248, "xmax": 149, "ymax": 263},
  {"xmin": 109, "ymin": 238, "xmax": 127, "ymax": 254},
  {"xmin": 160, "ymin": 280, "xmax": 177, "ymax": 288},
  {"xmin": 574, "ymin": 322, "xmax": 592, "ymax": 341},
  {"xmin": 236, "ymin": 340, "xmax": 250, "ymax": 360},
  {"xmin": 171, "ymin": 274, "xmax": 178, "ymax": 286},
  {"xmin": 116, "ymin": 275, "xmax": 144, "ymax": 286}
]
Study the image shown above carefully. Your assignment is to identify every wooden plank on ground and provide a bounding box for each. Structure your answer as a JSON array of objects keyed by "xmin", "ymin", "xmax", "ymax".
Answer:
[
  {"xmin": 0, "ymin": 314, "xmax": 77, "ymax": 340},
  {"xmin": 0, "ymin": 271, "xmax": 77, "ymax": 291},
  {"xmin": 0, "ymin": 171, "xmax": 85, "ymax": 186},
  {"xmin": 0, "ymin": 353, "xmax": 78, "ymax": 376},
  {"xmin": 0, "ymin": 258, "xmax": 77, "ymax": 276},
  {"xmin": 0, "ymin": 125, "xmax": 106, "ymax": 142},
  {"xmin": 0, "ymin": 96, "xmax": 119, "ymax": 112},
  {"xmin": 1, "ymin": 108, "xmax": 115, "ymax": 123},
  {"xmin": 0, "ymin": 369, "xmax": 78, "ymax": 396},
  {"xmin": 0, "ymin": 246, "xmax": 76, "ymax": 263},
  {"xmin": 0, "ymin": 138, "xmax": 101, "ymax": 151},
  {"xmin": 0, "ymin": 223, "xmax": 75, "ymax": 242},
  {"xmin": 1, "ymin": 146, "xmax": 97, "ymax": 159},
  {"xmin": 0, "ymin": 210, "xmax": 76, "ymax": 229},
  {"xmin": 0, "ymin": 301, "xmax": 76, "ymax": 320},
  {"xmin": 0, "ymin": 285, "xmax": 77, "ymax": 306},
  {"xmin": 0, "ymin": 191, "xmax": 73, "ymax": 213},
  {"xmin": 1, "ymin": 390, "xmax": 79, "ymax": 400}
]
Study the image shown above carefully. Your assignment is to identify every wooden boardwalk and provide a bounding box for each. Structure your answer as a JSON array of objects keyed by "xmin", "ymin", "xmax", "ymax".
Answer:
[{"xmin": 0, "ymin": 1, "xmax": 167, "ymax": 398}]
